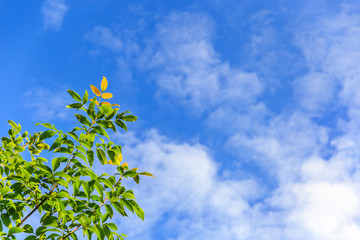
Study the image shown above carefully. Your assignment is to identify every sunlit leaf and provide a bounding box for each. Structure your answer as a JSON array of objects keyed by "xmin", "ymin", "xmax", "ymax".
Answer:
[
  {"xmin": 90, "ymin": 85, "xmax": 101, "ymax": 96},
  {"xmin": 101, "ymin": 76, "xmax": 108, "ymax": 92},
  {"xmin": 138, "ymin": 172, "xmax": 156, "ymax": 178},
  {"xmin": 100, "ymin": 102, "xmax": 111, "ymax": 105},
  {"xmin": 102, "ymin": 93, "xmax": 113, "ymax": 99}
]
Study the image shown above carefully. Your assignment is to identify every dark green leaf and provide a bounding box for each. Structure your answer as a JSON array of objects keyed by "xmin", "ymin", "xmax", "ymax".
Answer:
[
  {"xmin": 83, "ymin": 90, "xmax": 89, "ymax": 104},
  {"xmin": 87, "ymin": 150, "xmax": 94, "ymax": 167},
  {"xmin": 133, "ymin": 174, "xmax": 140, "ymax": 184},
  {"xmin": 75, "ymin": 114, "xmax": 91, "ymax": 127},
  {"xmin": 66, "ymin": 103, "xmax": 83, "ymax": 109},
  {"xmin": 68, "ymin": 89, "xmax": 82, "ymax": 102},
  {"xmin": 115, "ymin": 120, "xmax": 127, "ymax": 132},
  {"xmin": 49, "ymin": 136, "xmax": 62, "ymax": 151},
  {"xmin": 97, "ymin": 149, "xmax": 107, "ymax": 165},
  {"xmin": 91, "ymin": 126, "xmax": 110, "ymax": 140},
  {"xmin": 24, "ymin": 236, "xmax": 37, "ymax": 240},
  {"xmin": 1, "ymin": 213, "xmax": 10, "ymax": 227},
  {"xmin": 67, "ymin": 132, "xmax": 78, "ymax": 141},
  {"xmin": 120, "ymin": 115, "xmax": 138, "ymax": 122},
  {"xmin": 39, "ymin": 130, "xmax": 56, "ymax": 141}
]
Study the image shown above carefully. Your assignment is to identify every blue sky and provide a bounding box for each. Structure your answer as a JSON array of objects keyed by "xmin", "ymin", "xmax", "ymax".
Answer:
[{"xmin": 2, "ymin": 0, "xmax": 360, "ymax": 239}]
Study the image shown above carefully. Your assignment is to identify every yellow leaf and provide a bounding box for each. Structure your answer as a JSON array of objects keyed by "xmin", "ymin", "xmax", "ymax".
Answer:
[
  {"xmin": 130, "ymin": 168, "xmax": 138, "ymax": 171},
  {"xmin": 102, "ymin": 93, "xmax": 113, "ymax": 99},
  {"xmin": 111, "ymin": 104, "xmax": 120, "ymax": 107},
  {"xmin": 101, "ymin": 76, "xmax": 108, "ymax": 92},
  {"xmin": 118, "ymin": 152, "xmax": 123, "ymax": 163},
  {"xmin": 100, "ymin": 102, "xmax": 111, "ymax": 105},
  {"xmin": 90, "ymin": 85, "xmax": 101, "ymax": 96}
]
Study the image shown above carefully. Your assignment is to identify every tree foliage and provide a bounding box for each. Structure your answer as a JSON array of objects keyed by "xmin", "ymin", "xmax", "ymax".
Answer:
[{"xmin": 0, "ymin": 77, "xmax": 154, "ymax": 240}]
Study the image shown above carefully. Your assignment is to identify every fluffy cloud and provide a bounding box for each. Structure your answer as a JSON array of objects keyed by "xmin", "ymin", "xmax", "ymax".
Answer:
[
  {"xmin": 149, "ymin": 12, "xmax": 263, "ymax": 113},
  {"xmin": 42, "ymin": 0, "xmax": 68, "ymax": 30},
  {"xmin": 113, "ymin": 130, "xmax": 262, "ymax": 240}
]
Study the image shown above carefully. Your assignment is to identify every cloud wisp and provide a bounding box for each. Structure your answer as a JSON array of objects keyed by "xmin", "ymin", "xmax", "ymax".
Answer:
[{"xmin": 42, "ymin": 0, "xmax": 68, "ymax": 31}]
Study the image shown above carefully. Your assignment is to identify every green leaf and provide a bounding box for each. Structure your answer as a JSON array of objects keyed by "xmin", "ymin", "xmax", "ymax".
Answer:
[
  {"xmin": 97, "ymin": 149, "xmax": 107, "ymax": 165},
  {"xmin": 24, "ymin": 236, "xmax": 37, "ymax": 240},
  {"xmin": 112, "ymin": 202, "xmax": 126, "ymax": 215},
  {"xmin": 67, "ymin": 132, "xmax": 78, "ymax": 141},
  {"xmin": 87, "ymin": 150, "xmax": 94, "ymax": 167},
  {"xmin": 133, "ymin": 174, "xmax": 140, "ymax": 184},
  {"xmin": 36, "ymin": 164, "xmax": 52, "ymax": 174},
  {"xmin": 95, "ymin": 182, "xmax": 104, "ymax": 200},
  {"xmin": 35, "ymin": 123, "xmax": 54, "ymax": 130},
  {"xmin": 8, "ymin": 227, "xmax": 25, "ymax": 235},
  {"xmin": 39, "ymin": 130, "xmax": 56, "ymax": 141},
  {"xmin": 1, "ymin": 213, "xmax": 10, "ymax": 227},
  {"xmin": 75, "ymin": 114, "xmax": 91, "ymax": 127},
  {"xmin": 82, "ymin": 182, "xmax": 90, "ymax": 200},
  {"xmin": 138, "ymin": 172, "xmax": 156, "ymax": 178},
  {"xmin": 52, "ymin": 157, "xmax": 61, "ymax": 171},
  {"xmin": 83, "ymin": 90, "xmax": 89, "ymax": 104},
  {"xmin": 129, "ymin": 200, "xmax": 145, "ymax": 220},
  {"xmin": 123, "ymin": 170, "xmax": 137, "ymax": 178},
  {"xmin": 49, "ymin": 136, "xmax": 62, "ymax": 151},
  {"xmin": 91, "ymin": 126, "xmax": 110, "ymax": 140},
  {"xmin": 66, "ymin": 103, "xmax": 83, "ymax": 109},
  {"xmin": 8, "ymin": 120, "xmax": 19, "ymax": 131},
  {"xmin": 107, "ymin": 223, "xmax": 118, "ymax": 231},
  {"xmin": 68, "ymin": 89, "xmax": 82, "ymax": 102},
  {"xmin": 53, "ymin": 147, "xmax": 72, "ymax": 154},
  {"xmin": 97, "ymin": 120, "xmax": 116, "ymax": 132},
  {"xmin": 99, "ymin": 178, "xmax": 113, "ymax": 189},
  {"xmin": 115, "ymin": 120, "xmax": 127, "ymax": 132},
  {"xmin": 120, "ymin": 115, "xmax": 138, "ymax": 122},
  {"xmin": 119, "ymin": 199, "xmax": 134, "ymax": 213},
  {"xmin": 74, "ymin": 152, "xmax": 87, "ymax": 163},
  {"xmin": 23, "ymin": 224, "xmax": 34, "ymax": 233},
  {"xmin": 73, "ymin": 179, "xmax": 81, "ymax": 196},
  {"xmin": 122, "ymin": 191, "xmax": 136, "ymax": 200}
]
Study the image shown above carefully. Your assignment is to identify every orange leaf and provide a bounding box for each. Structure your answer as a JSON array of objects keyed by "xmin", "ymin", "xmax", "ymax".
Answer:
[
  {"xmin": 111, "ymin": 104, "xmax": 120, "ymax": 107},
  {"xmin": 102, "ymin": 93, "xmax": 113, "ymax": 99},
  {"xmin": 121, "ymin": 162, "xmax": 127, "ymax": 168},
  {"xmin": 90, "ymin": 85, "xmax": 101, "ymax": 96},
  {"xmin": 100, "ymin": 102, "xmax": 111, "ymax": 105},
  {"xmin": 101, "ymin": 76, "xmax": 108, "ymax": 92}
]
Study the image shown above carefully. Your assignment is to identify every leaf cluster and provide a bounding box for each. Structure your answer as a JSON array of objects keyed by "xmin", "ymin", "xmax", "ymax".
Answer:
[{"xmin": 0, "ymin": 77, "xmax": 154, "ymax": 240}]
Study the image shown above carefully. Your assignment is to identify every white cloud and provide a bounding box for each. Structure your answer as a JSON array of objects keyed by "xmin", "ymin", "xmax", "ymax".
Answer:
[
  {"xmin": 42, "ymin": 0, "xmax": 68, "ymax": 31},
  {"xmin": 113, "ymin": 130, "xmax": 262, "ymax": 240},
  {"xmin": 85, "ymin": 26, "xmax": 123, "ymax": 52},
  {"xmin": 293, "ymin": 72, "xmax": 337, "ymax": 113},
  {"xmin": 22, "ymin": 87, "xmax": 69, "ymax": 121},
  {"xmin": 149, "ymin": 12, "xmax": 263, "ymax": 113}
]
